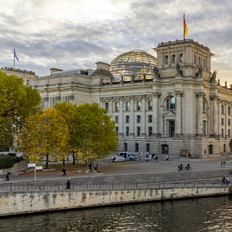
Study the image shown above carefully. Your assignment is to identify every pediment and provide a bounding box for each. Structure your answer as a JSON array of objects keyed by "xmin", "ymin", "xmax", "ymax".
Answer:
[
  {"xmin": 203, "ymin": 111, "xmax": 210, "ymax": 119},
  {"xmin": 163, "ymin": 110, "xmax": 176, "ymax": 117}
]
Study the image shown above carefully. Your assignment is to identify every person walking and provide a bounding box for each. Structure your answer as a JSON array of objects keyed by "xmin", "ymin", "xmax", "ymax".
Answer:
[
  {"xmin": 62, "ymin": 167, "xmax": 66, "ymax": 176},
  {"xmin": 180, "ymin": 163, "xmax": 183, "ymax": 171},
  {"xmin": 89, "ymin": 162, "xmax": 93, "ymax": 171},
  {"xmin": 65, "ymin": 178, "xmax": 71, "ymax": 189},
  {"xmin": 221, "ymin": 161, "xmax": 223, "ymax": 167},
  {"xmin": 223, "ymin": 161, "xmax": 226, "ymax": 168},
  {"xmin": 156, "ymin": 156, "xmax": 158, "ymax": 162},
  {"xmin": 178, "ymin": 165, "xmax": 180, "ymax": 172},
  {"xmin": 6, "ymin": 171, "xmax": 10, "ymax": 181}
]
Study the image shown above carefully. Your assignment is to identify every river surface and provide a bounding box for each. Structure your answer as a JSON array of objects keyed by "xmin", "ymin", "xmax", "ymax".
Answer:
[{"xmin": 1, "ymin": 196, "xmax": 232, "ymax": 232}]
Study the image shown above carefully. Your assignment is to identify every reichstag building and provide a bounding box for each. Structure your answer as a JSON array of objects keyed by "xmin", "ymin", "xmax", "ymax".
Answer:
[{"xmin": 2, "ymin": 39, "xmax": 232, "ymax": 158}]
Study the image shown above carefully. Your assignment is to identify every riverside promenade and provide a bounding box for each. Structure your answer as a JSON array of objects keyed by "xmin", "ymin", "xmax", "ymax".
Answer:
[{"xmin": 0, "ymin": 155, "xmax": 231, "ymax": 217}]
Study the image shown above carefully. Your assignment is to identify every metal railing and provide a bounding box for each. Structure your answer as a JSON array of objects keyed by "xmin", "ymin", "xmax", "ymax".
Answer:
[{"xmin": 0, "ymin": 179, "xmax": 228, "ymax": 193}]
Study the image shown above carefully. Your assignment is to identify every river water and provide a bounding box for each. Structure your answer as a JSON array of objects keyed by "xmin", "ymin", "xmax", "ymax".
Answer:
[{"xmin": 1, "ymin": 196, "xmax": 232, "ymax": 232}]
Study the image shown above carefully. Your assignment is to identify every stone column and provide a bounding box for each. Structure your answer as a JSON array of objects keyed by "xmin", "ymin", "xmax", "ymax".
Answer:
[
  {"xmin": 168, "ymin": 50, "xmax": 171, "ymax": 64},
  {"xmin": 212, "ymin": 96, "xmax": 218, "ymax": 136},
  {"xmin": 44, "ymin": 97, "xmax": 49, "ymax": 109},
  {"xmin": 109, "ymin": 98, "xmax": 113, "ymax": 117},
  {"xmin": 218, "ymin": 100, "xmax": 221, "ymax": 137},
  {"xmin": 130, "ymin": 96, "xmax": 134, "ymax": 137},
  {"xmin": 225, "ymin": 102, "xmax": 228, "ymax": 139},
  {"xmin": 152, "ymin": 93, "xmax": 159, "ymax": 136},
  {"xmin": 197, "ymin": 93, "xmax": 204, "ymax": 135},
  {"xmin": 175, "ymin": 91, "xmax": 183, "ymax": 135},
  {"xmin": 141, "ymin": 95, "xmax": 146, "ymax": 137},
  {"xmin": 119, "ymin": 97, "xmax": 123, "ymax": 138}
]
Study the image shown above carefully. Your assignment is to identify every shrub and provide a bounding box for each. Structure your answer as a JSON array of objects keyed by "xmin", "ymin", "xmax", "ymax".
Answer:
[{"xmin": 0, "ymin": 154, "xmax": 23, "ymax": 169}]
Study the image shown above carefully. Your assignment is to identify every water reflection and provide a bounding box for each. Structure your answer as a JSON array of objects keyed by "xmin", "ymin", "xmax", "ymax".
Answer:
[{"xmin": 1, "ymin": 196, "xmax": 232, "ymax": 232}]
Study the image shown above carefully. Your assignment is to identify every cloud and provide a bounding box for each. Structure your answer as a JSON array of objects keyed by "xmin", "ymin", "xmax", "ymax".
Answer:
[{"xmin": 0, "ymin": 0, "xmax": 232, "ymax": 84}]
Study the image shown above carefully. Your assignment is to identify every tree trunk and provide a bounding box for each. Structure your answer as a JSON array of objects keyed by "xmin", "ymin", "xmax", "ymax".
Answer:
[
  {"xmin": 46, "ymin": 153, "xmax": 49, "ymax": 169},
  {"xmin": 72, "ymin": 151, "xmax": 75, "ymax": 164}
]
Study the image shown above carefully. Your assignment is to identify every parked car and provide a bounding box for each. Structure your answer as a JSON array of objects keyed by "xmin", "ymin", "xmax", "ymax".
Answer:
[{"xmin": 111, "ymin": 156, "xmax": 125, "ymax": 162}]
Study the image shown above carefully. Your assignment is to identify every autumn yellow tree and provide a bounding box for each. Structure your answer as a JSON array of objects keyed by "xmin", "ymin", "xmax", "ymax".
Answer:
[
  {"xmin": 17, "ymin": 108, "xmax": 69, "ymax": 169},
  {"xmin": 75, "ymin": 103, "xmax": 119, "ymax": 163},
  {"xmin": 0, "ymin": 70, "xmax": 41, "ymax": 148},
  {"xmin": 54, "ymin": 101, "xmax": 79, "ymax": 164}
]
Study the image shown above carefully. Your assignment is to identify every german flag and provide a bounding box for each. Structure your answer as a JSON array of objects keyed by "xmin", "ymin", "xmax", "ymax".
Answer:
[{"xmin": 184, "ymin": 19, "xmax": 188, "ymax": 36}]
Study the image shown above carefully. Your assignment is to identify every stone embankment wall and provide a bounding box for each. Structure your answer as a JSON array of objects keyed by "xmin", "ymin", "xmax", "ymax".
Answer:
[
  {"xmin": 0, "ymin": 187, "xmax": 229, "ymax": 217},
  {"xmin": 0, "ymin": 160, "xmax": 28, "ymax": 175}
]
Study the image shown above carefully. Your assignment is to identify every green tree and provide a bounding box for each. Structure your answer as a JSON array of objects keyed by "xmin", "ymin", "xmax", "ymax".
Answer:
[
  {"xmin": 0, "ymin": 71, "xmax": 41, "ymax": 147},
  {"xmin": 54, "ymin": 101, "xmax": 79, "ymax": 164},
  {"xmin": 75, "ymin": 103, "xmax": 119, "ymax": 163},
  {"xmin": 17, "ymin": 108, "xmax": 69, "ymax": 169}
]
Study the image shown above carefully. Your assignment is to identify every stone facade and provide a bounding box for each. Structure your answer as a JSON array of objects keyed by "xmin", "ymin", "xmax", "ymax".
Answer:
[{"xmin": 3, "ymin": 39, "xmax": 232, "ymax": 158}]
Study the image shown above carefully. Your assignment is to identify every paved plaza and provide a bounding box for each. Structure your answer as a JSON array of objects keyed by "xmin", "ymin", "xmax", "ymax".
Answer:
[{"xmin": 1, "ymin": 154, "xmax": 232, "ymax": 184}]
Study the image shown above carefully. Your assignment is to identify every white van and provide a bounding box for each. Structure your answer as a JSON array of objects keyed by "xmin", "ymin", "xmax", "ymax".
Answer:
[
  {"xmin": 118, "ymin": 152, "xmax": 136, "ymax": 161},
  {"xmin": 111, "ymin": 156, "xmax": 125, "ymax": 162}
]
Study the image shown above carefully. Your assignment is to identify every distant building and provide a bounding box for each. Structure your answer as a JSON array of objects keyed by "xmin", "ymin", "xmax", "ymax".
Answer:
[
  {"xmin": 2, "ymin": 40, "xmax": 232, "ymax": 158},
  {"xmin": 0, "ymin": 67, "xmax": 37, "ymax": 86}
]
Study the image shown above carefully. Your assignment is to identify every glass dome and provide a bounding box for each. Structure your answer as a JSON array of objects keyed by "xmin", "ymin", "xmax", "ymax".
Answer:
[{"xmin": 110, "ymin": 50, "xmax": 157, "ymax": 81}]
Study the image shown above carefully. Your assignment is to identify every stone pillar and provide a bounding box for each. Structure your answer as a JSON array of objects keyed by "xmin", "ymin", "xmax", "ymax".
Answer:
[
  {"xmin": 213, "ymin": 96, "xmax": 218, "ymax": 136},
  {"xmin": 44, "ymin": 97, "xmax": 49, "ymax": 109},
  {"xmin": 225, "ymin": 102, "xmax": 228, "ymax": 139},
  {"xmin": 130, "ymin": 96, "xmax": 134, "ymax": 137},
  {"xmin": 152, "ymin": 93, "xmax": 159, "ymax": 136},
  {"xmin": 119, "ymin": 97, "xmax": 123, "ymax": 138},
  {"xmin": 109, "ymin": 98, "xmax": 113, "ymax": 117},
  {"xmin": 168, "ymin": 51, "xmax": 171, "ymax": 64},
  {"xmin": 218, "ymin": 100, "xmax": 222, "ymax": 138},
  {"xmin": 141, "ymin": 95, "xmax": 146, "ymax": 137},
  {"xmin": 197, "ymin": 93, "xmax": 204, "ymax": 135},
  {"xmin": 175, "ymin": 91, "xmax": 183, "ymax": 135}
]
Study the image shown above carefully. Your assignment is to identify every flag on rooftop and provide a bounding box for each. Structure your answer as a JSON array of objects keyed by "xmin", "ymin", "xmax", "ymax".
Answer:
[
  {"xmin": 14, "ymin": 48, "xmax": 19, "ymax": 61},
  {"xmin": 184, "ymin": 18, "xmax": 188, "ymax": 36}
]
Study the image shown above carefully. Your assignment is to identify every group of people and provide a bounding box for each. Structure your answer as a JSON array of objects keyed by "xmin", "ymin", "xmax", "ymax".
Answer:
[
  {"xmin": 89, "ymin": 162, "xmax": 100, "ymax": 173},
  {"xmin": 221, "ymin": 161, "xmax": 226, "ymax": 167},
  {"xmin": 222, "ymin": 177, "xmax": 230, "ymax": 185},
  {"xmin": 178, "ymin": 163, "xmax": 191, "ymax": 172}
]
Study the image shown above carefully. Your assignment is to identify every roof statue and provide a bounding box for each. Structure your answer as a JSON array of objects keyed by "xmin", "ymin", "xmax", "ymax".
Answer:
[
  {"xmin": 153, "ymin": 66, "xmax": 160, "ymax": 78},
  {"xmin": 196, "ymin": 66, "xmax": 202, "ymax": 77}
]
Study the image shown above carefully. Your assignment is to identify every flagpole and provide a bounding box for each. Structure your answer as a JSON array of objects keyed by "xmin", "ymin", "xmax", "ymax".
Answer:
[
  {"xmin": 14, "ymin": 48, "xmax": 15, "ymax": 68},
  {"xmin": 183, "ymin": 13, "xmax": 185, "ymax": 40}
]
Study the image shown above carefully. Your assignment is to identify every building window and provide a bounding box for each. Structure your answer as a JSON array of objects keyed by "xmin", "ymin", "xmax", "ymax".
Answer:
[
  {"xmin": 203, "ymin": 121, "xmax": 207, "ymax": 136},
  {"xmin": 137, "ymin": 101, "xmax": 141, "ymax": 111},
  {"xmin": 229, "ymin": 107, "xmax": 231, "ymax": 115},
  {"xmin": 194, "ymin": 55, "xmax": 197, "ymax": 64},
  {"xmin": 115, "ymin": 102, "xmax": 119, "ymax": 111},
  {"xmin": 172, "ymin": 54, "xmax": 176, "ymax": 63},
  {"xmin": 148, "ymin": 127, "xmax": 152, "ymax": 136},
  {"xmin": 209, "ymin": 145, "xmax": 213, "ymax": 154},
  {"xmin": 135, "ymin": 143, "xmax": 139, "ymax": 152},
  {"xmin": 203, "ymin": 59, "xmax": 205, "ymax": 67},
  {"xmin": 169, "ymin": 120, "xmax": 175, "ymax": 137},
  {"xmin": 137, "ymin": 127, "xmax": 141, "ymax": 136},
  {"xmin": 222, "ymin": 129, "xmax": 224, "ymax": 137},
  {"xmin": 165, "ymin": 55, "xmax": 168, "ymax": 64},
  {"xmin": 126, "ymin": 102, "xmax": 130, "ymax": 111},
  {"xmin": 124, "ymin": 143, "xmax": 127, "ymax": 151},
  {"xmin": 115, "ymin": 127, "xmax": 118, "ymax": 136},
  {"xmin": 224, "ymin": 144, "xmax": 226, "ymax": 152},
  {"xmin": 126, "ymin": 115, "xmax": 129, "ymax": 123},
  {"xmin": 222, "ymin": 118, "xmax": 224, "ymax": 125},
  {"xmin": 222, "ymin": 105, "xmax": 224, "ymax": 114},
  {"xmin": 115, "ymin": 116, "xmax": 118, "ymax": 123},
  {"xmin": 161, "ymin": 145, "xmax": 169, "ymax": 154},
  {"xmin": 137, "ymin": 115, "xmax": 141, "ymax": 123},
  {"xmin": 203, "ymin": 100, "xmax": 206, "ymax": 111},
  {"xmin": 126, "ymin": 127, "xmax": 129, "ymax": 136},
  {"xmin": 229, "ymin": 129, "xmax": 231, "ymax": 138},
  {"xmin": 199, "ymin": 57, "xmax": 201, "ymax": 65},
  {"xmin": 179, "ymin": 53, "xmax": 183, "ymax": 62},
  {"xmin": 105, "ymin": 103, "xmax": 108, "ymax": 111},
  {"xmin": 146, "ymin": 144, "xmax": 150, "ymax": 153},
  {"xmin": 229, "ymin": 119, "xmax": 231, "ymax": 126},
  {"xmin": 166, "ymin": 96, "xmax": 175, "ymax": 109},
  {"xmin": 26, "ymin": 80, "xmax": 29, "ymax": 85},
  {"xmin": 148, "ymin": 101, "xmax": 152, "ymax": 110},
  {"xmin": 148, "ymin": 115, "xmax": 152, "ymax": 123}
]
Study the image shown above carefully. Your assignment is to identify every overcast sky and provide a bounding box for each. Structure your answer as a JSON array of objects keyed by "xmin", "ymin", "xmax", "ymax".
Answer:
[{"xmin": 1, "ymin": 0, "xmax": 232, "ymax": 84}]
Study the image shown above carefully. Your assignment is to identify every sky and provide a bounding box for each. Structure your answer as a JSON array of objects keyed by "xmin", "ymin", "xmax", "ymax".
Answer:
[{"xmin": 1, "ymin": 0, "xmax": 232, "ymax": 84}]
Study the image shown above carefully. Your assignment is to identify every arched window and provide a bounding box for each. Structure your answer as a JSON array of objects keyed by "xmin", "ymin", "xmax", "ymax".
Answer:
[
  {"xmin": 179, "ymin": 53, "xmax": 183, "ymax": 62},
  {"xmin": 166, "ymin": 96, "xmax": 175, "ymax": 109},
  {"xmin": 165, "ymin": 55, "xmax": 168, "ymax": 64},
  {"xmin": 194, "ymin": 55, "xmax": 197, "ymax": 64},
  {"xmin": 203, "ymin": 100, "xmax": 206, "ymax": 111},
  {"xmin": 199, "ymin": 57, "xmax": 201, "ymax": 65},
  {"xmin": 172, "ymin": 54, "xmax": 176, "ymax": 63}
]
